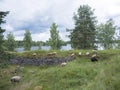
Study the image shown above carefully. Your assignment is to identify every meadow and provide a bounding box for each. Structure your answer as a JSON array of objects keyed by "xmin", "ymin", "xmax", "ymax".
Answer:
[{"xmin": 0, "ymin": 49, "xmax": 120, "ymax": 90}]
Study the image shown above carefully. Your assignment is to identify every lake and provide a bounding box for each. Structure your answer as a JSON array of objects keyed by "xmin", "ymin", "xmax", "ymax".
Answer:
[
  {"xmin": 16, "ymin": 44, "xmax": 105, "ymax": 52},
  {"xmin": 15, "ymin": 44, "xmax": 73, "ymax": 52}
]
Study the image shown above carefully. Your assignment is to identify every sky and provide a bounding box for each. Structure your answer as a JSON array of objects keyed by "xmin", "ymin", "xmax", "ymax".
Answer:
[{"xmin": 0, "ymin": 0, "xmax": 120, "ymax": 41}]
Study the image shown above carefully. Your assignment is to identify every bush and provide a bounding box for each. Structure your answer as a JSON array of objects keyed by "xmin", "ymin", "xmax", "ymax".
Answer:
[{"xmin": 0, "ymin": 51, "xmax": 15, "ymax": 68}]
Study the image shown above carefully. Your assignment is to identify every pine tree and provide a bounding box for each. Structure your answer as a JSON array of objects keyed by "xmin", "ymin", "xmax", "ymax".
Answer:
[
  {"xmin": 69, "ymin": 5, "xmax": 97, "ymax": 49},
  {"xmin": 23, "ymin": 30, "xmax": 32, "ymax": 51},
  {"xmin": 0, "ymin": 11, "xmax": 9, "ymax": 52},
  {"xmin": 48, "ymin": 23, "xmax": 62, "ymax": 50}
]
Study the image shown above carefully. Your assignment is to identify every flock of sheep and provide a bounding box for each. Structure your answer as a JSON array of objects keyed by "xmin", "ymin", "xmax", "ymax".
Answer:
[{"xmin": 10, "ymin": 50, "xmax": 98, "ymax": 87}]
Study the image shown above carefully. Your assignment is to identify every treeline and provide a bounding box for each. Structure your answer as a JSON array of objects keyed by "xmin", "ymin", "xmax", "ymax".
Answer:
[
  {"xmin": 15, "ymin": 40, "xmax": 68, "ymax": 47},
  {"xmin": 0, "ymin": 4, "xmax": 120, "ymax": 53},
  {"xmin": 3, "ymin": 30, "xmax": 68, "ymax": 51}
]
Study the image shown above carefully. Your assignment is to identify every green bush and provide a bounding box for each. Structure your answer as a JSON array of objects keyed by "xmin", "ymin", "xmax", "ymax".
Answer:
[{"xmin": 0, "ymin": 51, "xmax": 15, "ymax": 68}]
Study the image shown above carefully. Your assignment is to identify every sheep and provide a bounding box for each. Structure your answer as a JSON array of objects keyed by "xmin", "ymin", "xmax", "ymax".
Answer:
[
  {"xmin": 48, "ymin": 52, "xmax": 57, "ymax": 56},
  {"xmin": 61, "ymin": 62, "xmax": 67, "ymax": 66},
  {"xmin": 78, "ymin": 52, "xmax": 82, "ymax": 56},
  {"xmin": 33, "ymin": 53, "xmax": 37, "ymax": 56},
  {"xmin": 91, "ymin": 54, "xmax": 98, "ymax": 62},
  {"xmin": 71, "ymin": 53, "xmax": 75, "ymax": 57},
  {"xmin": 92, "ymin": 54, "xmax": 97, "ymax": 58},
  {"xmin": 10, "ymin": 76, "xmax": 22, "ymax": 83},
  {"xmin": 86, "ymin": 52, "xmax": 90, "ymax": 56}
]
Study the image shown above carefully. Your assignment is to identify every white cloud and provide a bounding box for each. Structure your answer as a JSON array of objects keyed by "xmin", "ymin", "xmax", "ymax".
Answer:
[
  {"xmin": 15, "ymin": 36, "xmax": 24, "ymax": 41},
  {"xmin": 1, "ymin": 0, "xmax": 120, "ymax": 41},
  {"xmin": 2, "ymin": 24, "xmax": 14, "ymax": 32},
  {"xmin": 0, "ymin": 0, "xmax": 51, "ymax": 20},
  {"xmin": 13, "ymin": 30, "xmax": 25, "ymax": 36},
  {"xmin": 32, "ymin": 30, "xmax": 50, "ymax": 41}
]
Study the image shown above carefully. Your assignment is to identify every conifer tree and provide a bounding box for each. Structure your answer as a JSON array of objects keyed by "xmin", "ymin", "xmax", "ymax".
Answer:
[
  {"xmin": 69, "ymin": 5, "xmax": 97, "ymax": 49},
  {"xmin": 0, "ymin": 11, "xmax": 9, "ymax": 51}
]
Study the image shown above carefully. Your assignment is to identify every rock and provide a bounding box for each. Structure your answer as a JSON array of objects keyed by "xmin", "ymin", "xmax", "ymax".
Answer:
[{"xmin": 10, "ymin": 57, "xmax": 75, "ymax": 66}]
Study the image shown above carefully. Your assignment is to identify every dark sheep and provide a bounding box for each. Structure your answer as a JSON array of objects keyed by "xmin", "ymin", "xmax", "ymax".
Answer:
[
  {"xmin": 91, "ymin": 57, "xmax": 98, "ymax": 62},
  {"xmin": 91, "ymin": 54, "xmax": 98, "ymax": 62}
]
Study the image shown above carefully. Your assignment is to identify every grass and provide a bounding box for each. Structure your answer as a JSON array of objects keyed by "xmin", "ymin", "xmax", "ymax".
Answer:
[{"xmin": 0, "ymin": 49, "xmax": 120, "ymax": 90}]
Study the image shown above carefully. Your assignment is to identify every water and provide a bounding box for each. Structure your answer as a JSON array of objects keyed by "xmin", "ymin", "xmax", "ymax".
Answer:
[
  {"xmin": 61, "ymin": 44, "xmax": 73, "ymax": 50},
  {"xmin": 15, "ymin": 44, "xmax": 73, "ymax": 52},
  {"xmin": 15, "ymin": 44, "xmax": 106, "ymax": 52}
]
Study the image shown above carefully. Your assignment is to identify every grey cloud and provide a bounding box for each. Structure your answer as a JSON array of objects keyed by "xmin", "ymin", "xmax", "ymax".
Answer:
[{"xmin": 13, "ymin": 16, "xmax": 53, "ymax": 34}]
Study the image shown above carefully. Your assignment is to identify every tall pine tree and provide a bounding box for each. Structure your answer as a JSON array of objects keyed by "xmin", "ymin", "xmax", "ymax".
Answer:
[
  {"xmin": 69, "ymin": 5, "xmax": 97, "ymax": 49},
  {"xmin": 0, "ymin": 11, "xmax": 9, "ymax": 52}
]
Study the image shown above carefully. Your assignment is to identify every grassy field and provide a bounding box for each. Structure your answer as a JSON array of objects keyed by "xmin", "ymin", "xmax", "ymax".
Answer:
[{"xmin": 0, "ymin": 49, "xmax": 120, "ymax": 90}]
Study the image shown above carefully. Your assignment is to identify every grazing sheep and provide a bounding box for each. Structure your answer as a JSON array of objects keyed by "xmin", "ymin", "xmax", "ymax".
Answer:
[
  {"xmin": 71, "ymin": 53, "xmax": 75, "ymax": 57},
  {"xmin": 86, "ymin": 52, "xmax": 90, "ymax": 56},
  {"xmin": 78, "ymin": 52, "xmax": 82, "ymax": 56},
  {"xmin": 47, "ymin": 52, "xmax": 57, "ymax": 57},
  {"xmin": 33, "ymin": 53, "xmax": 37, "ymax": 56},
  {"xmin": 11, "ymin": 76, "xmax": 22, "ymax": 83},
  {"xmin": 61, "ymin": 62, "xmax": 67, "ymax": 66},
  {"xmin": 91, "ymin": 54, "xmax": 98, "ymax": 62},
  {"xmin": 92, "ymin": 54, "xmax": 97, "ymax": 58}
]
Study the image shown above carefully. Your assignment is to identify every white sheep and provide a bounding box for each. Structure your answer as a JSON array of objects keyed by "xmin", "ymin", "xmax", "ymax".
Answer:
[
  {"xmin": 47, "ymin": 52, "xmax": 57, "ymax": 56},
  {"xmin": 61, "ymin": 62, "xmax": 67, "ymax": 66},
  {"xmin": 33, "ymin": 53, "xmax": 37, "ymax": 56},
  {"xmin": 86, "ymin": 52, "xmax": 90, "ymax": 56},
  {"xmin": 71, "ymin": 53, "xmax": 75, "ymax": 57},
  {"xmin": 78, "ymin": 52, "xmax": 82, "ymax": 56},
  {"xmin": 11, "ymin": 76, "xmax": 22, "ymax": 83},
  {"xmin": 92, "ymin": 54, "xmax": 97, "ymax": 58},
  {"xmin": 91, "ymin": 54, "xmax": 98, "ymax": 62}
]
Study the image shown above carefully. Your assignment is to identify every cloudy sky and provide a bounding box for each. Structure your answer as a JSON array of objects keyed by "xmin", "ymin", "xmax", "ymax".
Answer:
[{"xmin": 0, "ymin": 0, "xmax": 120, "ymax": 41}]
